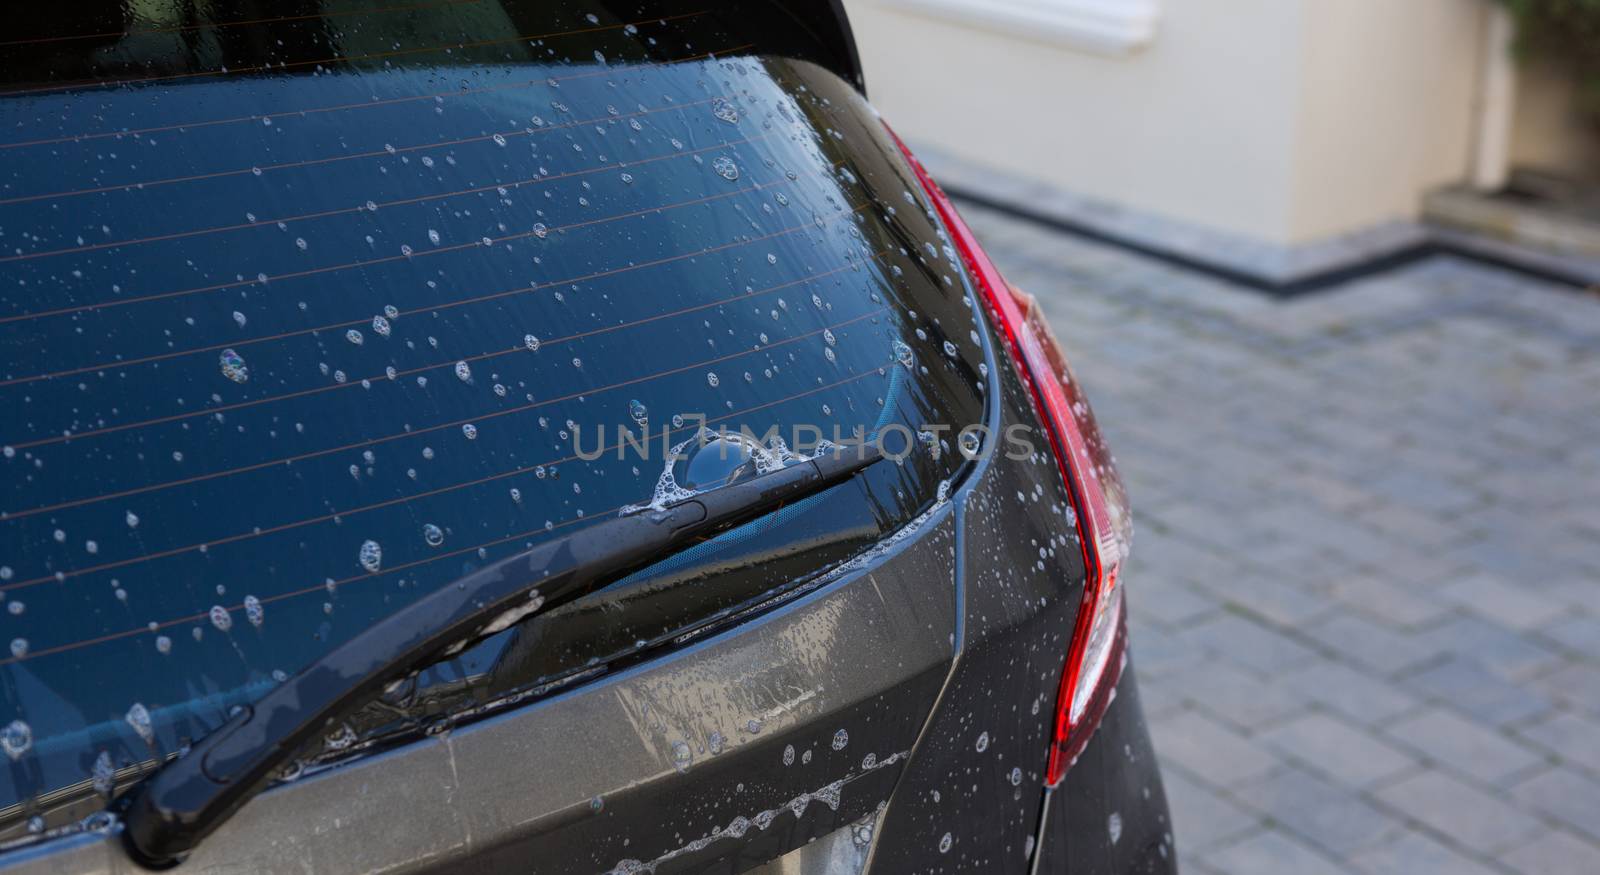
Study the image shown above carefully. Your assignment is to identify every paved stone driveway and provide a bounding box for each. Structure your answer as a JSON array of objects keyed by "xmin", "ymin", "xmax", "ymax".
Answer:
[{"xmin": 960, "ymin": 203, "xmax": 1600, "ymax": 875}]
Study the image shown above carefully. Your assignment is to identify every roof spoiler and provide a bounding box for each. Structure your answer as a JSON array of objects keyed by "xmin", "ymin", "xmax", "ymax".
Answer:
[{"xmin": 776, "ymin": 0, "xmax": 867, "ymax": 95}]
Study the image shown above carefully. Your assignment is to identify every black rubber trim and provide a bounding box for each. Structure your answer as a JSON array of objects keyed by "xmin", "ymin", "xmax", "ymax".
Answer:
[{"xmin": 946, "ymin": 185, "xmax": 1594, "ymax": 298}]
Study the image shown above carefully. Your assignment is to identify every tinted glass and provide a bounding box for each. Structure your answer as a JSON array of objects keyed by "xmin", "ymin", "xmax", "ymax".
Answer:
[{"xmin": 0, "ymin": 1, "xmax": 987, "ymax": 834}]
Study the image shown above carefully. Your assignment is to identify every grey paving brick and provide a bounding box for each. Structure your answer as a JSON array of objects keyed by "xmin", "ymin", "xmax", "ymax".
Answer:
[
  {"xmin": 1403, "ymin": 656, "xmax": 1555, "ymax": 726},
  {"xmin": 1548, "ymin": 575, "xmax": 1600, "ymax": 616},
  {"xmin": 1415, "ymin": 615, "xmax": 1563, "ymax": 681},
  {"xmin": 1327, "ymin": 575, "xmax": 1454, "ymax": 629},
  {"xmin": 1509, "ymin": 767, "xmax": 1600, "ymax": 843},
  {"xmin": 1503, "ymin": 828, "xmax": 1600, "ymax": 875},
  {"xmin": 1212, "ymin": 573, "xmax": 1340, "ymax": 628},
  {"xmin": 1365, "ymin": 469, "xmax": 1482, "ymax": 516},
  {"xmin": 1515, "ymin": 710, "xmax": 1600, "ymax": 776},
  {"xmin": 1437, "ymin": 573, "xmax": 1569, "ymax": 631},
  {"xmin": 1149, "ymin": 710, "xmax": 1281, "ymax": 789},
  {"xmin": 1350, "ymin": 830, "xmax": 1505, "ymax": 875},
  {"xmin": 1234, "ymin": 767, "xmax": 1400, "ymax": 856},
  {"xmin": 1531, "ymin": 662, "xmax": 1600, "ymax": 718},
  {"xmin": 1361, "ymin": 503, "xmax": 1466, "ymax": 552},
  {"xmin": 1373, "ymin": 770, "xmax": 1545, "ymax": 855},
  {"xmin": 1128, "ymin": 618, "xmax": 1197, "ymax": 680},
  {"xmin": 1258, "ymin": 713, "xmax": 1417, "ymax": 788},
  {"xmin": 1133, "ymin": 671, "xmax": 1190, "ymax": 721},
  {"xmin": 1539, "ymin": 613, "xmax": 1600, "ymax": 661},
  {"xmin": 1164, "ymin": 661, "xmax": 1312, "ymax": 731},
  {"xmin": 1384, "ymin": 707, "xmax": 1545, "ymax": 786},
  {"xmin": 1175, "ymin": 612, "xmax": 1323, "ymax": 677},
  {"xmin": 1277, "ymin": 661, "xmax": 1421, "ymax": 727},
  {"xmin": 1200, "ymin": 829, "xmax": 1352, "ymax": 875},
  {"xmin": 1127, "ymin": 573, "xmax": 1220, "ymax": 627},
  {"xmin": 1160, "ymin": 765, "xmax": 1263, "ymax": 851},
  {"xmin": 1306, "ymin": 612, "xmax": 1440, "ymax": 677}
]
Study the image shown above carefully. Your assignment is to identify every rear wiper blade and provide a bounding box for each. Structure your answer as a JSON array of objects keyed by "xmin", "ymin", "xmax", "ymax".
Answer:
[{"xmin": 120, "ymin": 445, "xmax": 883, "ymax": 868}]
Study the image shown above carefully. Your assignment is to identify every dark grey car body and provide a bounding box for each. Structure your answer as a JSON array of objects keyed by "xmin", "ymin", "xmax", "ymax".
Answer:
[
  {"xmin": 0, "ymin": 336, "xmax": 1173, "ymax": 874},
  {"xmin": 0, "ymin": 2, "xmax": 1173, "ymax": 872}
]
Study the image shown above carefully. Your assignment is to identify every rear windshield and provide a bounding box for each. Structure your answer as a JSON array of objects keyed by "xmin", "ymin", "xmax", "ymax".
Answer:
[{"xmin": 0, "ymin": 1, "xmax": 987, "ymax": 832}]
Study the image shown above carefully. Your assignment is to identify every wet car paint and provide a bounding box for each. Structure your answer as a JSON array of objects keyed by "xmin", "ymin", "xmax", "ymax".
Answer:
[
  {"xmin": 0, "ymin": 3, "xmax": 1175, "ymax": 870},
  {"xmin": 0, "ymin": 201, "xmax": 1174, "ymax": 875}
]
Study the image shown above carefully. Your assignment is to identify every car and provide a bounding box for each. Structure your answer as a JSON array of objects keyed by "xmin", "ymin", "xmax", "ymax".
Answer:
[{"xmin": 0, "ymin": 1, "xmax": 1173, "ymax": 872}]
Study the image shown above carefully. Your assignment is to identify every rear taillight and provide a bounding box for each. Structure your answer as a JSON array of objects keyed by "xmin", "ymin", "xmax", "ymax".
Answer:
[{"xmin": 889, "ymin": 128, "xmax": 1133, "ymax": 786}]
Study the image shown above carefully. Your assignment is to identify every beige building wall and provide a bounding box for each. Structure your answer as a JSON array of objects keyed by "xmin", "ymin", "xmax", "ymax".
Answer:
[
  {"xmin": 1289, "ymin": 0, "xmax": 1483, "ymax": 241},
  {"xmin": 844, "ymin": 0, "xmax": 1492, "ymax": 248}
]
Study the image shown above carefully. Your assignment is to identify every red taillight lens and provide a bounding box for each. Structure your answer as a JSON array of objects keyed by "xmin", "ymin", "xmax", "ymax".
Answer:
[{"xmin": 888, "ymin": 128, "xmax": 1132, "ymax": 786}]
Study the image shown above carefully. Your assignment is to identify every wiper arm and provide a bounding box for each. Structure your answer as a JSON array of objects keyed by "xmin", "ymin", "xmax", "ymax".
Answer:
[{"xmin": 120, "ymin": 445, "xmax": 882, "ymax": 868}]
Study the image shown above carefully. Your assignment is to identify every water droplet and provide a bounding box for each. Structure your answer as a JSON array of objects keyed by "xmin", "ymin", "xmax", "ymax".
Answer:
[
  {"xmin": 346, "ymin": 329, "xmax": 364, "ymax": 346},
  {"xmin": 423, "ymin": 524, "xmax": 444, "ymax": 547},
  {"xmin": 1108, "ymin": 812, "xmax": 1123, "ymax": 844},
  {"xmin": 92, "ymin": 750, "xmax": 116, "ymax": 796},
  {"xmin": 219, "ymin": 348, "xmax": 249, "ymax": 383},
  {"xmin": 832, "ymin": 729, "xmax": 849, "ymax": 750},
  {"xmin": 454, "ymin": 361, "xmax": 472, "ymax": 382},
  {"xmin": 155, "ymin": 635, "xmax": 172, "ymax": 654},
  {"xmin": 629, "ymin": 399, "xmax": 648, "ymax": 426},
  {"xmin": 244, "ymin": 594, "xmax": 264, "ymax": 627},
  {"xmin": 126, "ymin": 703, "xmax": 154, "ymax": 745},
  {"xmin": 712, "ymin": 98, "xmax": 740, "ymax": 124},
  {"xmin": 671, "ymin": 740, "xmax": 692, "ymax": 772},
  {"xmin": 532, "ymin": 222, "xmax": 549, "ymax": 239},
  {"xmin": 706, "ymin": 372, "xmax": 720, "ymax": 388},
  {"xmin": 712, "ymin": 156, "xmax": 739, "ymax": 181},
  {"xmin": 939, "ymin": 832, "xmax": 953, "ymax": 854},
  {"xmin": 783, "ymin": 744, "xmax": 795, "ymax": 766},
  {"xmin": 462, "ymin": 423, "xmax": 478, "ymax": 440},
  {"xmin": 1010, "ymin": 766, "xmax": 1023, "ymax": 786},
  {"xmin": 2, "ymin": 721, "xmax": 32, "ymax": 761},
  {"xmin": 524, "ymin": 334, "xmax": 541, "ymax": 351},
  {"xmin": 975, "ymin": 731, "xmax": 989, "ymax": 753},
  {"xmin": 358, "ymin": 539, "xmax": 383, "ymax": 573},
  {"xmin": 325, "ymin": 723, "xmax": 357, "ymax": 751},
  {"xmin": 9, "ymin": 639, "xmax": 27, "ymax": 659},
  {"xmin": 372, "ymin": 315, "xmax": 392, "ymax": 337},
  {"xmin": 209, "ymin": 605, "xmax": 233, "ymax": 632}
]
